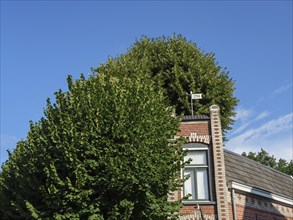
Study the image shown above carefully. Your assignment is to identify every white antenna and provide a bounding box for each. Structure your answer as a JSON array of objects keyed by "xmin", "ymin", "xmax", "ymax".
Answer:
[{"xmin": 190, "ymin": 91, "xmax": 202, "ymax": 116}]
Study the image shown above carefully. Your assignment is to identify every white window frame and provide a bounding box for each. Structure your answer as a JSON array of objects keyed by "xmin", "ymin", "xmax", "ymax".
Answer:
[{"xmin": 182, "ymin": 142, "xmax": 213, "ymax": 203}]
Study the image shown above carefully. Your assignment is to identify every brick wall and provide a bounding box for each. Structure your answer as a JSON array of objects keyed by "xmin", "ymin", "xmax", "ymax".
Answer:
[
  {"xmin": 210, "ymin": 105, "xmax": 230, "ymax": 220},
  {"xmin": 228, "ymin": 191, "xmax": 293, "ymax": 220},
  {"xmin": 180, "ymin": 204, "xmax": 216, "ymax": 216},
  {"xmin": 177, "ymin": 121, "xmax": 210, "ymax": 137},
  {"xmin": 176, "ymin": 106, "xmax": 231, "ymax": 220},
  {"xmin": 175, "ymin": 105, "xmax": 292, "ymax": 220},
  {"xmin": 176, "ymin": 110, "xmax": 219, "ymax": 217},
  {"xmin": 175, "ymin": 119, "xmax": 215, "ymax": 196},
  {"xmin": 168, "ymin": 120, "xmax": 213, "ymax": 204}
]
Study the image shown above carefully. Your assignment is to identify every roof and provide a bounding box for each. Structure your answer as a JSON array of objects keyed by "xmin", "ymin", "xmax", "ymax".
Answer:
[
  {"xmin": 224, "ymin": 149, "xmax": 293, "ymax": 199},
  {"xmin": 182, "ymin": 115, "xmax": 210, "ymax": 121}
]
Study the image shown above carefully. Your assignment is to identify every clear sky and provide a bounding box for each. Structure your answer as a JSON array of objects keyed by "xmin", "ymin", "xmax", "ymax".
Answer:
[{"xmin": 1, "ymin": 1, "xmax": 292, "ymax": 164}]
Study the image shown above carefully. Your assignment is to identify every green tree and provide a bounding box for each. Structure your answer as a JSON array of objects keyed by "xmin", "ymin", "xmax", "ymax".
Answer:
[
  {"xmin": 96, "ymin": 35, "xmax": 239, "ymax": 135},
  {"xmin": 276, "ymin": 158, "xmax": 288, "ymax": 174},
  {"xmin": 242, "ymin": 148, "xmax": 277, "ymax": 168},
  {"xmin": 242, "ymin": 149, "xmax": 293, "ymax": 176},
  {"xmin": 0, "ymin": 74, "xmax": 186, "ymax": 219},
  {"xmin": 284, "ymin": 160, "xmax": 293, "ymax": 176}
]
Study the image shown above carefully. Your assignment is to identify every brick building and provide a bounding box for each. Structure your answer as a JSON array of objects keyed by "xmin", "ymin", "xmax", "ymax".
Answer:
[{"xmin": 170, "ymin": 105, "xmax": 293, "ymax": 220}]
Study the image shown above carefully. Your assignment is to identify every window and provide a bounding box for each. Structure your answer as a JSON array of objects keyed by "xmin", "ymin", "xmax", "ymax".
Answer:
[{"xmin": 183, "ymin": 143, "xmax": 210, "ymax": 201}]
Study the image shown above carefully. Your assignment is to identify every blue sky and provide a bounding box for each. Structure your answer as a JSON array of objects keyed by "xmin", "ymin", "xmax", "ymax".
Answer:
[{"xmin": 1, "ymin": 1, "xmax": 292, "ymax": 164}]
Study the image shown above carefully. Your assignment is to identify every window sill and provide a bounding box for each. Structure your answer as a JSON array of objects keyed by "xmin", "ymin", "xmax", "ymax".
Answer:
[{"xmin": 182, "ymin": 200, "xmax": 216, "ymax": 205}]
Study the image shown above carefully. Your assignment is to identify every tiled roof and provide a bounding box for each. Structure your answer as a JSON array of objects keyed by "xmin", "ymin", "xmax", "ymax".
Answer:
[
  {"xmin": 224, "ymin": 149, "xmax": 293, "ymax": 199},
  {"xmin": 182, "ymin": 115, "xmax": 210, "ymax": 121}
]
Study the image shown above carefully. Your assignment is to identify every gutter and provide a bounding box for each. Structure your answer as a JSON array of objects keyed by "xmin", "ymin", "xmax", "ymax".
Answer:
[
  {"xmin": 230, "ymin": 187, "xmax": 237, "ymax": 220},
  {"xmin": 227, "ymin": 181, "xmax": 293, "ymax": 206}
]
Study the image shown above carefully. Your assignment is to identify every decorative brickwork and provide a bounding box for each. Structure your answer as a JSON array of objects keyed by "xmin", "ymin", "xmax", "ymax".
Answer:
[
  {"xmin": 173, "ymin": 105, "xmax": 292, "ymax": 220},
  {"xmin": 178, "ymin": 210, "xmax": 216, "ymax": 220},
  {"xmin": 177, "ymin": 121, "xmax": 210, "ymax": 137},
  {"xmin": 176, "ymin": 117, "xmax": 217, "ymax": 218},
  {"xmin": 169, "ymin": 120, "xmax": 211, "ymax": 203},
  {"xmin": 209, "ymin": 105, "xmax": 230, "ymax": 220},
  {"xmin": 228, "ymin": 191, "xmax": 293, "ymax": 220}
]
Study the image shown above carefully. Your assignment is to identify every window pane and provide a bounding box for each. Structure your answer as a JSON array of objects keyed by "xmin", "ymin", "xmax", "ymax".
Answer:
[
  {"xmin": 196, "ymin": 169, "xmax": 209, "ymax": 200},
  {"xmin": 183, "ymin": 169, "xmax": 195, "ymax": 200},
  {"xmin": 184, "ymin": 150, "xmax": 207, "ymax": 165}
]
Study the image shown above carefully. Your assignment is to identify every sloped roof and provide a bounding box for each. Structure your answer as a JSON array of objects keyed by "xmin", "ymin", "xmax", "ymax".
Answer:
[{"xmin": 224, "ymin": 149, "xmax": 293, "ymax": 199}]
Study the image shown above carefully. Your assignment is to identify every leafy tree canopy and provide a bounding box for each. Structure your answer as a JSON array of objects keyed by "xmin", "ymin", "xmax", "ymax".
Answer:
[
  {"xmin": 0, "ymin": 74, "xmax": 186, "ymax": 219},
  {"xmin": 96, "ymin": 35, "xmax": 239, "ymax": 135},
  {"xmin": 242, "ymin": 148, "xmax": 293, "ymax": 176}
]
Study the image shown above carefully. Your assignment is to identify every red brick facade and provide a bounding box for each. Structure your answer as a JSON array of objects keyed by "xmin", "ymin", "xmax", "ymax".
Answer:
[
  {"xmin": 175, "ymin": 105, "xmax": 293, "ymax": 220},
  {"xmin": 177, "ymin": 122, "xmax": 210, "ymax": 137},
  {"xmin": 181, "ymin": 204, "xmax": 216, "ymax": 216},
  {"xmin": 227, "ymin": 191, "xmax": 293, "ymax": 220}
]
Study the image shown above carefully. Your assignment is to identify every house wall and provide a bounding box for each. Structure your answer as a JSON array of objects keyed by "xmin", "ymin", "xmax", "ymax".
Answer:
[
  {"xmin": 210, "ymin": 105, "xmax": 230, "ymax": 220},
  {"xmin": 177, "ymin": 120, "xmax": 216, "ymax": 201},
  {"xmin": 180, "ymin": 204, "xmax": 216, "ymax": 215},
  {"xmin": 176, "ymin": 121, "xmax": 210, "ymax": 137},
  {"xmin": 175, "ymin": 119, "xmax": 218, "ymax": 216},
  {"xmin": 227, "ymin": 190, "xmax": 293, "ymax": 220},
  {"xmin": 174, "ymin": 105, "xmax": 292, "ymax": 220},
  {"xmin": 175, "ymin": 105, "xmax": 231, "ymax": 220}
]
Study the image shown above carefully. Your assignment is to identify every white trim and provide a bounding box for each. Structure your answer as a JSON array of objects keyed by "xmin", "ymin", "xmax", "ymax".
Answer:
[
  {"xmin": 183, "ymin": 147, "xmax": 208, "ymax": 151},
  {"xmin": 228, "ymin": 181, "xmax": 293, "ymax": 206},
  {"xmin": 182, "ymin": 201, "xmax": 216, "ymax": 205}
]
